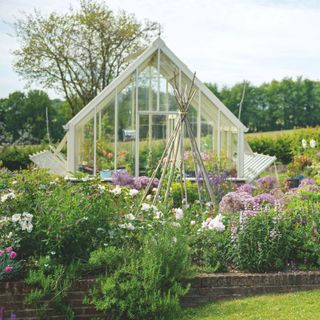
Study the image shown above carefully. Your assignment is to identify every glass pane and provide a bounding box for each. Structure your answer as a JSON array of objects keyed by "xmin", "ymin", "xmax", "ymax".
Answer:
[
  {"xmin": 76, "ymin": 111, "xmax": 94, "ymax": 174},
  {"xmin": 96, "ymin": 97, "xmax": 115, "ymax": 172},
  {"xmin": 139, "ymin": 114, "xmax": 169, "ymax": 175},
  {"xmin": 117, "ymin": 80, "xmax": 136, "ymax": 174}
]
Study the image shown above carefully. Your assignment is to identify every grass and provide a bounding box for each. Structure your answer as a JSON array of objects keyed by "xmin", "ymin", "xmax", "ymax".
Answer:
[
  {"xmin": 246, "ymin": 126, "xmax": 319, "ymax": 139},
  {"xmin": 181, "ymin": 290, "xmax": 320, "ymax": 320}
]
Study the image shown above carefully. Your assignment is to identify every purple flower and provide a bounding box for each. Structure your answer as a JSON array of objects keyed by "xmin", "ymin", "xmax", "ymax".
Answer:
[
  {"xmin": 133, "ymin": 176, "xmax": 159, "ymax": 190},
  {"xmin": 237, "ymin": 183, "xmax": 254, "ymax": 194},
  {"xmin": 111, "ymin": 170, "xmax": 134, "ymax": 187},
  {"xmin": 300, "ymin": 178, "xmax": 316, "ymax": 186},
  {"xmin": 219, "ymin": 191, "xmax": 256, "ymax": 213},
  {"xmin": 256, "ymin": 176, "xmax": 278, "ymax": 192},
  {"xmin": 253, "ymin": 193, "xmax": 276, "ymax": 206}
]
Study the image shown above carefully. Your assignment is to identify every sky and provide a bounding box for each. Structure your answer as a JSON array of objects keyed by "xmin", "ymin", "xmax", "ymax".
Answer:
[{"xmin": 0, "ymin": 0, "xmax": 320, "ymax": 99}]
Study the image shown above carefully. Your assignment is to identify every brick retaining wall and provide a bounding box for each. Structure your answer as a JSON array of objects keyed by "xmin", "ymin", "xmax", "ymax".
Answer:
[
  {"xmin": 182, "ymin": 272, "xmax": 320, "ymax": 307},
  {"xmin": 1, "ymin": 272, "xmax": 320, "ymax": 319}
]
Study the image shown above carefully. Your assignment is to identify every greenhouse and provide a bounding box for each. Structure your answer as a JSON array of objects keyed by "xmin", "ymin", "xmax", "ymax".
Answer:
[{"xmin": 31, "ymin": 37, "xmax": 276, "ymax": 181}]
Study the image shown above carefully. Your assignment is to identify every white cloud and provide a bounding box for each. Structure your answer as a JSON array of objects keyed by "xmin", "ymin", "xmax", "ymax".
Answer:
[{"xmin": 0, "ymin": 0, "xmax": 320, "ymax": 98}]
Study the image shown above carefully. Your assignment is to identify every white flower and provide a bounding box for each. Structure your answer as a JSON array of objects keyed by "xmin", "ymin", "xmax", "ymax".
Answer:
[
  {"xmin": 97, "ymin": 184, "xmax": 106, "ymax": 190},
  {"xmin": 110, "ymin": 185, "xmax": 122, "ymax": 196},
  {"xmin": 154, "ymin": 211, "xmax": 163, "ymax": 219},
  {"xmin": 201, "ymin": 218, "xmax": 212, "ymax": 229},
  {"xmin": 310, "ymin": 139, "xmax": 316, "ymax": 148},
  {"xmin": 50, "ymin": 251, "xmax": 56, "ymax": 255},
  {"xmin": 119, "ymin": 222, "xmax": 135, "ymax": 230},
  {"xmin": 129, "ymin": 189, "xmax": 139, "ymax": 196},
  {"xmin": 125, "ymin": 213, "xmax": 135, "ymax": 220},
  {"xmin": 190, "ymin": 220, "xmax": 196, "ymax": 226},
  {"xmin": 152, "ymin": 188, "xmax": 158, "ymax": 193},
  {"xmin": 302, "ymin": 139, "xmax": 307, "ymax": 149},
  {"xmin": 126, "ymin": 222, "xmax": 135, "ymax": 231},
  {"xmin": 1, "ymin": 191, "xmax": 15, "ymax": 203},
  {"xmin": 205, "ymin": 202, "xmax": 213, "ymax": 208},
  {"xmin": 146, "ymin": 194, "xmax": 152, "ymax": 201},
  {"xmin": 208, "ymin": 214, "xmax": 225, "ymax": 232},
  {"xmin": 141, "ymin": 203, "xmax": 151, "ymax": 211},
  {"xmin": 22, "ymin": 212, "xmax": 33, "ymax": 221},
  {"xmin": 173, "ymin": 237, "xmax": 177, "ymax": 243},
  {"xmin": 174, "ymin": 208, "xmax": 183, "ymax": 220},
  {"xmin": 201, "ymin": 215, "xmax": 225, "ymax": 232},
  {"xmin": 12, "ymin": 181, "xmax": 18, "ymax": 185},
  {"xmin": 172, "ymin": 222, "xmax": 181, "ymax": 227},
  {"xmin": 26, "ymin": 223, "xmax": 33, "ymax": 233},
  {"xmin": 12, "ymin": 214, "xmax": 21, "ymax": 223}
]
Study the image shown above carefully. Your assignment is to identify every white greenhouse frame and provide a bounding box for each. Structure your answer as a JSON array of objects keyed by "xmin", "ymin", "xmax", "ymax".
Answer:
[{"xmin": 31, "ymin": 37, "xmax": 276, "ymax": 181}]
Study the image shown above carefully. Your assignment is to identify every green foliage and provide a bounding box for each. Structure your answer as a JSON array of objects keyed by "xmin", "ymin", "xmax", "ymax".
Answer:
[
  {"xmin": 171, "ymin": 181, "xmax": 199, "ymax": 207},
  {"xmin": 86, "ymin": 225, "xmax": 192, "ymax": 320},
  {"xmin": 247, "ymin": 126, "xmax": 320, "ymax": 164},
  {"xmin": 207, "ymin": 77, "xmax": 320, "ymax": 133},
  {"xmin": 0, "ymin": 247, "xmax": 23, "ymax": 281},
  {"xmin": 25, "ymin": 256, "xmax": 79, "ymax": 319},
  {"xmin": 231, "ymin": 211, "xmax": 292, "ymax": 272},
  {"xmin": 0, "ymin": 144, "xmax": 46, "ymax": 170},
  {"xmin": 190, "ymin": 228, "xmax": 229, "ymax": 273},
  {"xmin": 0, "ymin": 90, "xmax": 66, "ymax": 145}
]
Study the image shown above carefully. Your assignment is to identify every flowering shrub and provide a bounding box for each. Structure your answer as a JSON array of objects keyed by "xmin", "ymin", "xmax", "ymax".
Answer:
[
  {"xmin": 0, "ymin": 247, "xmax": 22, "ymax": 281},
  {"xmin": 237, "ymin": 183, "xmax": 254, "ymax": 194},
  {"xmin": 231, "ymin": 210, "xmax": 292, "ymax": 272},
  {"xmin": 111, "ymin": 169, "xmax": 134, "ymax": 186},
  {"xmin": 219, "ymin": 191, "xmax": 256, "ymax": 213},
  {"xmin": 256, "ymin": 175, "xmax": 278, "ymax": 193},
  {"xmin": 1, "ymin": 167, "xmax": 320, "ymax": 317},
  {"xmin": 133, "ymin": 175, "xmax": 159, "ymax": 190},
  {"xmin": 253, "ymin": 193, "xmax": 276, "ymax": 206}
]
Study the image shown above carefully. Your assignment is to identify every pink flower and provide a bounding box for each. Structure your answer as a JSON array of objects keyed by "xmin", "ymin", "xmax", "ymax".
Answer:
[
  {"xmin": 5, "ymin": 265, "xmax": 12, "ymax": 273},
  {"xmin": 0, "ymin": 250, "xmax": 4, "ymax": 257},
  {"xmin": 9, "ymin": 251, "xmax": 17, "ymax": 259},
  {"xmin": 6, "ymin": 246, "xmax": 12, "ymax": 253}
]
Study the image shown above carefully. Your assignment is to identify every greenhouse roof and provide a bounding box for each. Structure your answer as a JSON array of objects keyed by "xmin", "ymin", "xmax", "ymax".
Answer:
[{"xmin": 64, "ymin": 37, "xmax": 248, "ymax": 132}]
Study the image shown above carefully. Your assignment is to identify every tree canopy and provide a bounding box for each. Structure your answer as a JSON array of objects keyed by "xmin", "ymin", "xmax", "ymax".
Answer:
[
  {"xmin": 0, "ymin": 90, "xmax": 66, "ymax": 145},
  {"xmin": 207, "ymin": 77, "xmax": 320, "ymax": 132},
  {"xmin": 12, "ymin": 0, "xmax": 158, "ymax": 116}
]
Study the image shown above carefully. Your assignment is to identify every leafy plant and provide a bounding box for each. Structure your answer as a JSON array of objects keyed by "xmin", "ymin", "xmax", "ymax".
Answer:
[{"xmin": 85, "ymin": 225, "xmax": 193, "ymax": 320}]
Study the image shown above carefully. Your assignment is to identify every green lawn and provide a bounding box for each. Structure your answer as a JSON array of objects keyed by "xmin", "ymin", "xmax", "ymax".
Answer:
[{"xmin": 182, "ymin": 290, "xmax": 320, "ymax": 320}]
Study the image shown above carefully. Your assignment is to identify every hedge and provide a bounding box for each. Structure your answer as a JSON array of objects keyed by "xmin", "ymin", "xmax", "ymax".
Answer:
[
  {"xmin": 247, "ymin": 127, "xmax": 320, "ymax": 164},
  {"xmin": 0, "ymin": 145, "xmax": 47, "ymax": 170}
]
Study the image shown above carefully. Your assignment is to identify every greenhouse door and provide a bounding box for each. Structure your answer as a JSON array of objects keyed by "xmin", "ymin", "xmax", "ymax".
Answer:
[{"xmin": 135, "ymin": 111, "xmax": 178, "ymax": 177}]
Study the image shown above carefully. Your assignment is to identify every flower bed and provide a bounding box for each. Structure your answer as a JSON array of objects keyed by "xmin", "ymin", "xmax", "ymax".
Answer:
[{"xmin": 1, "ymin": 168, "xmax": 320, "ymax": 319}]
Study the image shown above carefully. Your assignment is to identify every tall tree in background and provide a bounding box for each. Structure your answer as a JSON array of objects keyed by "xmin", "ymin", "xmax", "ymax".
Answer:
[
  {"xmin": 0, "ymin": 90, "xmax": 65, "ymax": 144},
  {"xmin": 12, "ymin": 0, "xmax": 158, "ymax": 116},
  {"xmin": 206, "ymin": 77, "xmax": 320, "ymax": 132}
]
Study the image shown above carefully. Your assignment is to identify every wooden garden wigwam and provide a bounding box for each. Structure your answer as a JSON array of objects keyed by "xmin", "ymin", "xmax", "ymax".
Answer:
[{"xmin": 140, "ymin": 72, "xmax": 215, "ymax": 208}]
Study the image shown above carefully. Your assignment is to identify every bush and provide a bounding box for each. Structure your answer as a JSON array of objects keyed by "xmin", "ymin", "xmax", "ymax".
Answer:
[
  {"xmin": 247, "ymin": 126, "xmax": 320, "ymax": 164},
  {"xmin": 0, "ymin": 145, "xmax": 47, "ymax": 170},
  {"xmin": 86, "ymin": 225, "xmax": 192, "ymax": 320},
  {"xmin": 230, "ymin": 210, "xmax": 292, "ymax": 272}
]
